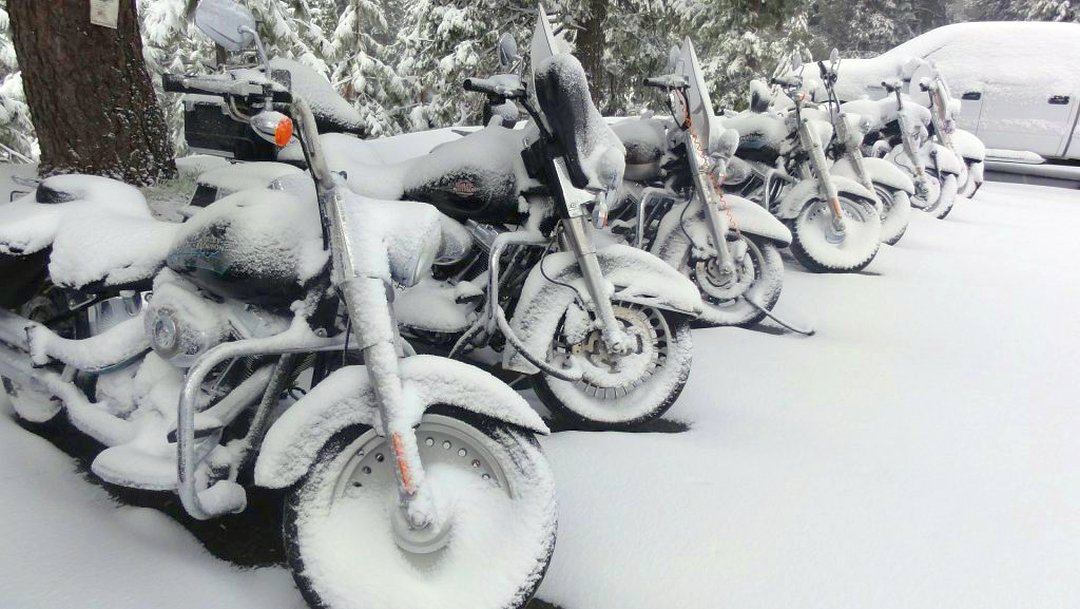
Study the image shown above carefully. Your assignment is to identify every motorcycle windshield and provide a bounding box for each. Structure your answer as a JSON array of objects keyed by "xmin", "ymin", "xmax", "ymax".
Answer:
[
  {"xmin": 529, "ymin": 5, "xmax": 558, "ymax": 92},
  {"xmin": 679, "ymin": 38, "xmax": 714, "ymax": 150}
]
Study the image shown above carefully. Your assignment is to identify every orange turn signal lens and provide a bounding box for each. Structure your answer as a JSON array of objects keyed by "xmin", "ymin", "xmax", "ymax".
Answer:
[{"xmin": 274, "ymin": 117, "xmax": 294, "ymax": 148}]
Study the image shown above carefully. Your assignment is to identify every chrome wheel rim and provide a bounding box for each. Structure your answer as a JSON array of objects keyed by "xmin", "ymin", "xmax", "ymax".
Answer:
[
  {"xmin": 334, "ymin": 415, "xmax": 510, "ymax": 557},
  {"xmin": 552, "ymin": 303, "xmax": 670, "ymax": 399}
]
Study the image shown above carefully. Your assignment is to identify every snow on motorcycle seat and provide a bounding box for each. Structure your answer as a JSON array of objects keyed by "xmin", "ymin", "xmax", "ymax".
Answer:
[
  {"xmin": 611, "ymin": 118, "xmax": 667, "ymax": 182},
  {"xmin": 0, "ymin": 175, "xmax": 174, "ymax": 292},
  {"xmin": 323, "ymin": 126, "xmax": 530, "ymax": 224},
  {"xmin": 533, "ymin": 53, "xmax": 625, "ymax": 192}
]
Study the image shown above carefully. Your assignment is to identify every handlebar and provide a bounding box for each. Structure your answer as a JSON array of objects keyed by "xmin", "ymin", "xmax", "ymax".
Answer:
[
  {"xmin": 162, "ymin": 73, "xmax": 292, "ymax": 104},
  {"xmin": 881, "ymin": 79, "xmax": 902, "ymax": 94},
  {"xmin": 642, "ymin": 74, "xmax": 689, "ymax": 90},
  {"xmin": 770, "ymin": 76, "xmax": 801, "ymax": 89},
  {"xmin": 463, "ymin": 77, "xmax": 526, "ymax": 100}
]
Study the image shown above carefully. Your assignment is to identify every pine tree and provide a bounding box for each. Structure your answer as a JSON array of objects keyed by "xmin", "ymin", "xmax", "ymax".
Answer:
[
  {"xmin": 1025, "ymin": 0, "xmax": 1080, "ymax": 22},
  {"xmin": 811, "ymin": 0, "xmax": 917, "ymax": 56},
  {"xmin": 0, "ymin": 2, "xmax": 35, "ymax": 159},
  {"xmin": 394, "ymin": 0, "xmax": 537, "ymax": 128},
  {"xmin": 329, "ymin": 0, "xmax": 410, "ymax": 135},
  {"xmin": 675, "ymin": 0, "xmax": 818, "ymax": 111}
]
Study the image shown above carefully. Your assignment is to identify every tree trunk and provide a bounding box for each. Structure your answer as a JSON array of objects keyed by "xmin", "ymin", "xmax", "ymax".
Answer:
[
  {"xmin": 576, "ymin": 0, "xmax": 608, "ymax": 108},
  {"xmin": 8, "ymin": 0, "xmax": 176, "ymax": 185}
]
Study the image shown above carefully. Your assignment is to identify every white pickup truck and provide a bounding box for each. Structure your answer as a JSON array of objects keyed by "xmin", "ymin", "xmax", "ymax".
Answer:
[{"xmin": 806, "ymin": 21, "xmax": 1080, "ymax": 162}]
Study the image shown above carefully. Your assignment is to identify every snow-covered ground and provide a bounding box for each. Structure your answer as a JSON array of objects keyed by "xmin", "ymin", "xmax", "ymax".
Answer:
[{"xmin": 3, "ymin": 180, "xmax": 1079, "ymax": 609}]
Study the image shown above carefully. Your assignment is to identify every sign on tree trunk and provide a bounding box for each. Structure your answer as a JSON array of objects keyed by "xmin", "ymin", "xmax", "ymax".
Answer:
[{"xmin": 89, "ymin": 0, "xmax": 118, "ymax": 29}]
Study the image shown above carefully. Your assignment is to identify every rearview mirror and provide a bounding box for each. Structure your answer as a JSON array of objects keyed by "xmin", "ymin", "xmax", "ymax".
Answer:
[
  {"xmin": 194, "ymin": 0, "xmax": 257, "ymax": 52},
  {"xmin": 790, "ymin": 53, "xmax": 803, "ymax": 76},
  {"xmin": 664, "ymin": 44, "xmax": 680, "ymax": 74},
  {"xmin": 829, "ymin": 48, "xmax": 839, "ymax": 65},
  {"xmin": 497, "ymin": 33, "xmax": 518, "ymax": 70}
]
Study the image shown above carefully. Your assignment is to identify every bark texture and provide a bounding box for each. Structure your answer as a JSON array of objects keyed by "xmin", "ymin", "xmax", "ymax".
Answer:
[
  {"xmin": 575, "ymin": 0, "xmax": 609, "ymax": 109},
  {"xmin": 8, "ymin": 0, "xmax": 176, "ymax": 185}
]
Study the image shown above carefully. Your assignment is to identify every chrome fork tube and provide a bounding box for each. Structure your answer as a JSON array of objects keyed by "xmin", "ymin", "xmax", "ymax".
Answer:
[
  {"xmin": 560, "ymin": 215, "xmax": 631, "ymax": 352},
  {"xmin": 801, "ymin": 117, "xmax": 846, "ymax": 229}
]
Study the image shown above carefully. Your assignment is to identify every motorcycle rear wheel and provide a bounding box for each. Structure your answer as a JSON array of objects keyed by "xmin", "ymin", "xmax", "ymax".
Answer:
[
  {"xmin": 534, "ymin": 303, "xmax": 692, "ymax": 430},
  {"xmin": 283, "ymin": 407, "xmax": 556, "ymax": 609}
]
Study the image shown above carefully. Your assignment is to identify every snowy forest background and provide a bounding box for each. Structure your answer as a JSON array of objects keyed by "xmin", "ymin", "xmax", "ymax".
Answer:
[{"xmin": 0, "ymin": 0, "xmax": 1076, "ymax": 160}]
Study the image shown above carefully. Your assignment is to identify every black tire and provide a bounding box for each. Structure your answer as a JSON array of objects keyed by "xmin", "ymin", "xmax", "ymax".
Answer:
[
  {"xmin": 789, "ymin": 196, "xmax": 881, "ymax": 273},
  {"xmin": 283, "ymin": 406, "xmax": 556, "ymax": 609},
  {"xmin": 533, "ymin": 306, "xmax": 692, "ymax": 430},
  {"xmin": 928, "ymin": 172, "xmax": 959, "ymax": 219},
  {"xmin": 875, "ymin": 186, "xmax": 911, "ymax": 246}
]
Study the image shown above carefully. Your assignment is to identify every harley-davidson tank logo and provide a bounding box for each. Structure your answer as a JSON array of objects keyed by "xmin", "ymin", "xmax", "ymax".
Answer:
[{"xmin": 450, "ymin": 179, "xmax": 479, "ymax": 197}]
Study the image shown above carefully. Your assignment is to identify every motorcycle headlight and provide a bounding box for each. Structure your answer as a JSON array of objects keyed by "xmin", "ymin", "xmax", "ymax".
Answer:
[
  {"xmin": 145, "ymin": 305, "xmax": 224, "ymax": 368},
  {"xmin": 143, "ymin": 284, "xmax": 229, "ymax": 368}
]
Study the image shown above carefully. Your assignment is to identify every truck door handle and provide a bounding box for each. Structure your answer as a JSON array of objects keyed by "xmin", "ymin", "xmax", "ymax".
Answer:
[
  {"xmin": 961, "ymin": 91, "xmax": 981, "ymax": 101},
  {"xmin": 1049, "ymin": 95, "xmax": 1070, "ymax": 105}
]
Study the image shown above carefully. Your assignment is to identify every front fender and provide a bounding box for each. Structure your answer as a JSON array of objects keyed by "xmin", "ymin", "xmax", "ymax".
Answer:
[
  {"xmin": 832, "ymin": 156, "xmax": 915, "ymax": 195},
  {"xmin": 653, "ymin": 196, "xmax": 791, "ymax": 259},
  {"xmin": 253, "ymin": 355, "xmax": 547, "ymax": 489},
  {"xmin": 929, "ymin": 143, "xmax": 964, "ymax": 175},
  {"xmin": 952, "ymin": 129, "xmax": 986, "ymax": 162},
  {"xmin": 503, "ymin": 243, "xmax": 703, "ymax": 375},
  {"xmin": 775, "ymin": 175, "xmax": 876, "ymax": 220}
]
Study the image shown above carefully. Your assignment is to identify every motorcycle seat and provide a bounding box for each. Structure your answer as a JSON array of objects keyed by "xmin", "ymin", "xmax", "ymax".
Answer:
[
  {"xmin": 533, "ymin": 53, "xmax": 625, "ymax": 192},
  {"xmin": 0, "ymin": 174, "xmax": 178, "ymax": 291}
]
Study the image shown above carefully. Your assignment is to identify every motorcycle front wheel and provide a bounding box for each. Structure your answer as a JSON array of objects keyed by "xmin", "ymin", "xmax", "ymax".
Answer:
[
  {"xmin": 910, "ymin": 172, "xmax": 941, "ymax": 210},
  {"xmin": 534, "ymin": 302, "xmax": 692, "ymax": 430},
  {"xmin": 283, "ymin": 407, "xmax": 556, "ymax": 609},
  {"xmin": 874, "ymin": 185, "xmax": 912, "ymax": 246},
  {"xmin": 684, "ymin": 235, "xmax": 784, "ymax": 328},
  {"xmin": 926, "ymin": 171, "xmax": 959, "ymax": 219},
  {"xmin": 789, "ymin": 196, "xmax": 882, "ymax": 273}
]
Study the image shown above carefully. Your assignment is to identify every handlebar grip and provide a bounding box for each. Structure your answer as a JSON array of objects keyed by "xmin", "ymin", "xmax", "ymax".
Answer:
[
  {"xmin": 643, "ymin": 77, "xmax": 666, "ymax": 88},
  {"xmin": 161, "ymin": 73, "xmax": 293, "ymax": 104},
  {"xmin": 770, "ymin": 76, "xmax": 798, "ymax": 88},
  {"xmin": 162, "ymin": 73, "xmax": 191, "ymax": 94},
  {"xmin": 462, "ymin": 78, "xmax": 487, "ymax": 93}
]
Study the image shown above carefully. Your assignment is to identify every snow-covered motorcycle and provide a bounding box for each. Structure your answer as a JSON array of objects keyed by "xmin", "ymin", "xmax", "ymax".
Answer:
[
  {"xmin": 0, "ymin": 2, "xmax": 556, "ymax": 608},
  {"xmin": 815, "ymin": 50, "xmax": 915, "ymax": 245},
  {"xmin": 843, "ymin": 80, "xmax": 965, "ymax": 219},
  {"xmin": 908, "ymin": 59, "xmax": 986, "ymax": 198},
  {"xmin": 722, "ymin": 63, "xmax": 882, "ymax": 273},
  {"xmin": 609, "ymin": 39, "xmax": 792, "ymax": 327},
  {"xmin": 322, "ymin": 10, "xmax": 703, "ymax": 430}
]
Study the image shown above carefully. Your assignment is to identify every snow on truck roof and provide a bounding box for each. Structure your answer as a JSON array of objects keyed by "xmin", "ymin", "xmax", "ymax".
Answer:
[{"xmin": 816, "ymin": 21, "xmax": 1080, "ymax": 101}]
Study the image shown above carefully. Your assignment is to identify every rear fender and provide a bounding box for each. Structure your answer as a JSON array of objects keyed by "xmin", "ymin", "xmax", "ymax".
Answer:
[
  {"xmin": 254, "ymin": 355, "xmax": 547, "ymax": 489},
  {"xmin": 503, "ymin": 243, "xmax": 703, "ymax": 375},
  {"xmin": 775, "ymin": 176, "xmax": 876, "ymax": 220}
]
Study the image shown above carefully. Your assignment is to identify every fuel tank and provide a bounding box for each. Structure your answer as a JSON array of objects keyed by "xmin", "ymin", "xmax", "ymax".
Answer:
[
  {"xmin": 165, "ymin": 189, "xmax": 328, "ymax": 308},
  {"xmin": 723, "ymin": 113, "xmax": 788, "ymax": 165},
  {"xmin": 399, "ymin": 125, "xmax": 527, "ymax": 223}
]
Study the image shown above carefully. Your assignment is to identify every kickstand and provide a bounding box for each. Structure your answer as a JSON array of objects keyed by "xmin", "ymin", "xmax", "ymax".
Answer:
[{"xmin": 744, "ymin": 297, "xmax": 816, "ymax": 337}]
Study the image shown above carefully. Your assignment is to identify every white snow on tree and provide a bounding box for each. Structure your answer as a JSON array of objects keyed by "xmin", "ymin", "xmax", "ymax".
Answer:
[
  {"xmin": 0, "ymin": 3, "xmax": 36, "ymax": 160},
  {"xmin": 674, "ymin": 0, "xmax": 816, "ymax": 111},
  {"xmin": 326, "ymin": 0, "xmax": 410, "ymax": 136},
  {"xmin": 393, "ymin": 0, "xmax": 539, "ymax": 128}
]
